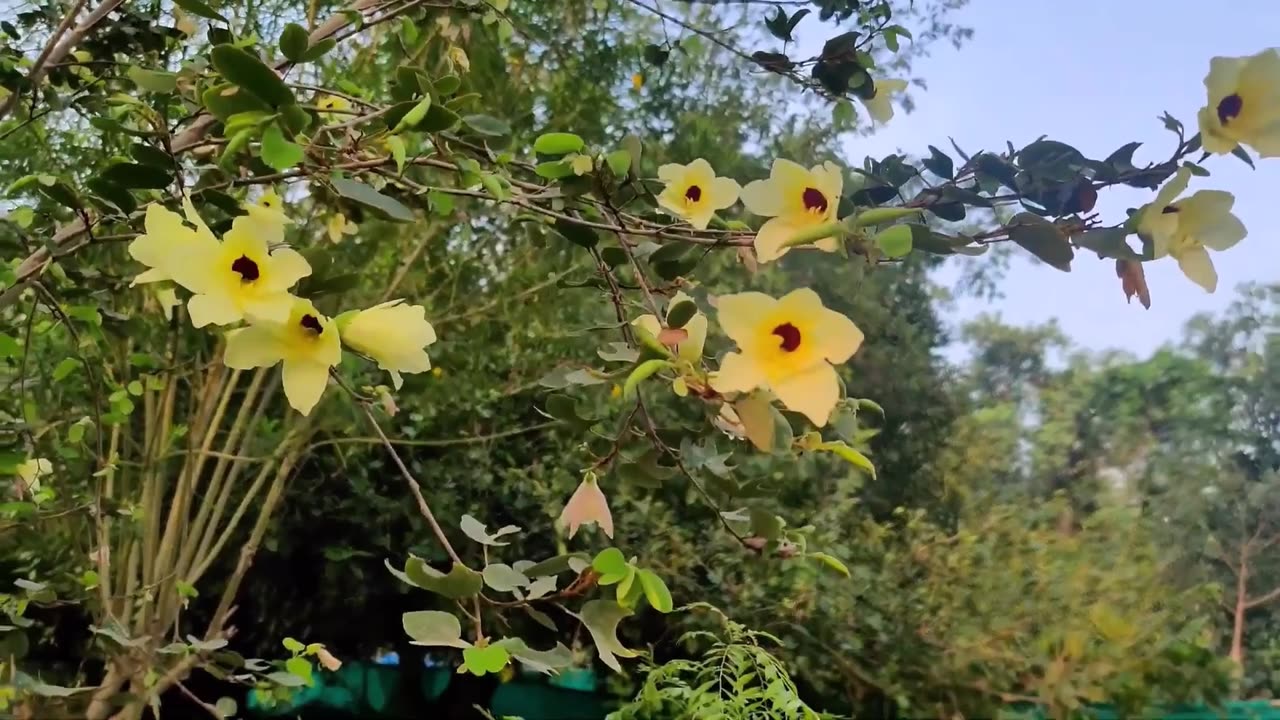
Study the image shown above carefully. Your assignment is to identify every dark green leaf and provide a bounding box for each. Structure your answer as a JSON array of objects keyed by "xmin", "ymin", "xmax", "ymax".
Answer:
[
  {"xmin": 260, "ymin": 125, "xmax": 303, "ymax": 171},
  {"xmin": 666, "ymin": 300, "xmax": 698, "ymax": 329},
  {"xmin": 553, "ymin": 218, "xmax": 599, "ymax": 249},
  {"xmin": 330, "ymin": 177, "xmax": 414, "ymax": 223},
  {"xmin": 279, "ymin": 23, "xmax": 309, "ymax": 62},
  {"xmin": 86, "ymin": 178, "xmax": 137, "ymax": 215},
  {"xmin": 99, "ymin": 163, "xmax": 172, "ymax": 190},
  {"xmin": 211, "ymin": 45, "xmax": 295, "ymax": 108},
  {"xmin": 1008, "ymin": 212, "xmax": 1073, "ymax": 271},
  {"xmin": 300, "ymin": 38, "xmax": 336, "ymax": 62},
  {"xmin": 129, "ymin": 143, "xmax": 171, "ymax": 168},
  {"xmin": 642, "ymin": 44, "xmax": 669, "ymax": 66},
  {"xmin": 201, "ymin": 83, "xmax": 272, "ymax": 121},
  {"xmin": 1231, "ymin": 145, "xmax": 1256, "ymax": 169},
  {"xmin": 1071, "ymin": 228, "xmax": 1139, "ymax": 260},
  {"xmin": 175, "ymin": 0, "xmax": 228, "ymax": 23},
  {"xmin": 922, "ymin": 145, "xmax": 953, "ymax": 179},
  {"xmin": 461, "ymin": 114, "xmax": 510, "ymax": 137}
]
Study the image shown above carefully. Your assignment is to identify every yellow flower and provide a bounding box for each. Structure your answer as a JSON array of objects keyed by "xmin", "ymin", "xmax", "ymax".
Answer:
[
  {"xmin": 559, "ymin": 473, "xmax": 613, "ymax": 539},
  {"xmin": 710, "ymin": 288, "xmax": 863, "ymax": 426},
  {"xmin": 337, "ymin": 299, "xmax": 437, "ymax": 390},
  {"xmin": 631, "ymin": 72, "xmax": 643, "ymax": 91},
  {"xmin": 569, "ymin": 153, "xmax": 594, "ymax": 176},
  {"xmin": 128, "ymin": 197, "xmax": 217, "ymax": 286},
  {"xmin": 317, "ymin": 94, "xmax": 352, "ymax": 120},
  {"xmin": 224, "ymin": 298, "xmax": 341, "ymax": 416},
  {"xmin": 740, "ymin": 159, "xmax": 843, "ymax": 263},
  {"xmin": 158, "ymin": 205, "xmax": 310, "ymax": 328},
  {"xmin": 15, "ymin": 458, "xmax": 52, "ymax": 493},
  {"xmin": 327, "ymin": 213, "xmax": 358, "ymax": 243},
  {"xmin": 1197, "ymin": 49, "xmax": 1280, "ymax": 157},
  {"xmin": 655, "ymin": 159, "xmax": 740, "ymax": 230},
  {"xmin": 448, "ymin": 46, "xmax": 471, "ymax": 73},
  {"xmin": 859, "ymin": 78, "xmax": 907, "ymax": 125},
  {"xmin": 632, "ymin": 292, "xmax": 707, "ymax": 396},
  {"xmin": 432, "ymin": 367, "xmax": 443, "ymax": 378},
  {"xmin": 1137, "ymin": 168, "xmax": 1246, "ymax": 293}
]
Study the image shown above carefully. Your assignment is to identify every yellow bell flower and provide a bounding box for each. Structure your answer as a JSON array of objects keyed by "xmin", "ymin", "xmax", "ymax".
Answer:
[
  {"xmin": 1197, "ymin": 49, "xmax": 1280, "ymax": 157},
  {"xmin": 448, "ymin": 46, "xmax": 471, "ymax": 74},
  {"xmin": 655, "ymin": 159, "xmax": 741, "ymax": 230},
  {"xmin": 859, "ymin": 78, "xmax": 907, "ymax": 125},
  {"xmin": 128, "ymin": 198, "xmax": 217, "ymax": 286},
  {"xmin": 739, "ymin": 159, "xmax": 843, "ymax": 263},
  {"xmin": 1138, "ymin": 168, "xmax": 1246, "ymax": 293},
  {"xmin": 338, "ymin": 299, "xmax": 437, "ymax": 390},
  {"xmin": 160, "ymin": 207, "xmax": 310, "ymax": 329},
  {"xmin": 710, "ymin": 288, "xmax": 863, "ymax": 427},
  {"xmin": 327, "ymin": 213, "xmax": 358, "ymax": 243},
  {"xmin": 559, "ymin": 473, "xmax": 613, "ymax": 539},
  {"xmin": 223, "ymin": 298, "xmax": 341, "ymax": 416}
]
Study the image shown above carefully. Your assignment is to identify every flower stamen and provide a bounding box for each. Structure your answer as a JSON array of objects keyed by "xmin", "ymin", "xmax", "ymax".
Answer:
[
  {"xmin": 300, "ymin": 314, "xmax": 324, "ymax": 335},
  {"xmin": 1217, "ymin": 93, "xmax": 1243, "ymax": 125},
  {"xmin": 231, "ymin": 255, "xmax": 260, "ymax": 282},
  {"xmin": 772, "ymin": 322, "xmax": 802, "ymax": 352},
  {"xmin": 802, "ymin": 187, "xmax": 828, "ymax": 213},
  {"xmin": 685, "ymin": 185, "xmax": 702, "ymax": 202}
]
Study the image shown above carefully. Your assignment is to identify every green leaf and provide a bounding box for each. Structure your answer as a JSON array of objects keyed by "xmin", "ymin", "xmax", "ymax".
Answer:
[
  {"xmin": 592, "ymin": 548, "xmax": 629, "ymax": 579},
  {"xmin": 493, "ymin": 639, "xmax": 572, "ymax": 675},
  {"xmin": 391, "ymin": 95, "xmax": 432, "ymax": 134},
  {"xmin": 872, "ymin": 224, "xmax": 912, "ymax": 258},
  {"xmin": 535, "ymin": 160, "xmax": 575, "ymax": 179},
  {"xmin": 534, "ymin": 132, "xmax": 585, "ymax": 155},
  {"xmin": 127, "ymin": 66, "xmax": 177, "ymax": 93},
  {"xmin": 851, "ymin": 207, "xmax": 922, "ymax": 227},
  {"xmin": 552, "ymin": 217, "xmax": 599, "ymax": 249},
  {"xmin": 605, "ymin": 150, "xmax": 631, "ymax": 178},
  {"xmin": 814, "ymin": 441, "xmax": 876, "ymax": 479},
  {"xmin": 810, "ymin": 552, "xmax": 851, "ymax": 577},
  {"xmin": 282, "ymin": 637, "xmax": 304, "ymax": 653},
  {"xmin": 523, "ymin": 553, "xmax": 591, "ymax": 578},
  {"xmin": 1008, "ymin": 212, "xmax": 1073, "ymax": 271},
  {"xmin": 202, "ymin": 83, "xmax": 272, "ymax": 122},
  {"xmin": 1071, "ymin": 227, "xmax": 1139, "ymax": 260},
  {"xmin": 260, "ymin": 125, "xmax": 304, "ymax": 171},
  {"xmin": 385, "ymin": 135, "xmax": 407, "ymax": 173},
  {"xmin": 285, "ymin": 656, "xmax": 313, "ymax": 686},
  {"xmin": 433, "ymin": 74, "xmax": 461, "ymax": 95},
  {"xmin": 299, "ymin": 38, "xmax": 336, "ymax": 62},
  {"xmin": 832, "ymin": 99, "xmax": 856, "ymax": 125},
  {"xmin": 98, "ymin": 163, "xmax": 171, "ymax": 190},
  {"xmin": 665, "ymin": 300, "xmax": 698, "ymax": 329},
  {"xmin": 210, "ymin": 45, "xmax": 295, "ymax": 108},
  {"xmin": 279, "ymin": 23, "xmax": 309, "ymax": 63},
  {"xmin": 52, "ymin": 358, "xmax": 79, "ymax": 382},
  {"xmin": 636, "ymin": 569, "xmax": 673, "ymax": 613},
  {"xmin": 461, "ymin": 114, "xmax": 510, "ymax": 137},
  {"xmin": 524, "ymin": 606, "xmax": 558, "ymax": 632},
  {"xmin": 175, "ymin": 0, "xmax": 228, "ymax": 23},
  {"xmin": 129, "ymin": 143, "xmax": 172, "ymax": 168},
  {"xmin": 459, "ymin": 515, "xmax": 521, "ymax": 546},
  {"xmin": 330, "ymin": 177, "xmax": 414, "ymax": 223},
  {"xmin": 417, "ymin": 104, "xmax": 460, "ymax": 132},
  {"xmin": 387, "ymin": 557, "xmax": 484, "ymax": 599},
  {"xmin": 461, "ymin": 645, "xmax": 510, "ymax": 676},
  {"xmin": 482, "ymin": 563, "xmax": 529, "ymax": 593},
  {"xmin": 576, "ymin": 600, "xmax": 638, "ymax": 673},
  {"xmin": 0, "ymin": 334, "xmax": 21, "ymax": 359},
  {"xmin": 623, "ymin": 359, "xmax": 672, "ymax": 400},
  {"xmin": 402, "ymin": 610, "xmax": 469, "ymax": 648}
]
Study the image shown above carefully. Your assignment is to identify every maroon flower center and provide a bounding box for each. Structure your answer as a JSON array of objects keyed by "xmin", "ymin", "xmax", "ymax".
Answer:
[
  {"xmin": 802, "ymin": 187, "xmax": 828, "ymax": 213},
  {"xmin": 1217, "ymin": 93, "xmax": 1243, "ymax": 125},
  {"xmin": 685, "ymin": 185, "xmax": 702, "ymax": 202},
  {"xmin": 231, "ymin": 255, "xmax": 260, "ymax": 281},
  {"xmin": 299, "ymin": 314, "xmax": 324, "ymax": 335},
  {"xmin": 772, "ymin": 322, "xmax": 801, "ymax": 352}
]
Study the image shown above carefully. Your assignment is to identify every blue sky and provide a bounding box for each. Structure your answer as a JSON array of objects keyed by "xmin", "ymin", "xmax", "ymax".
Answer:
[{"xmin": 806, "ymin": 0, "xmax": 1280, "ymax": 355}]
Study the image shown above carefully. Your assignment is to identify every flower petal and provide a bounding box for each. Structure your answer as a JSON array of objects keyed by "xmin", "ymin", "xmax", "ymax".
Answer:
[
  {"xmin": 680, "ymin": 313, "xmax": 708, "ymax": 363},
  {"xmin": 770, "ymin": 362, "xmax": 839, "ymax": 427},
  {"xmin": 710, "ymin": 351, "xmax": 766, "ymax": 394},
  {"xmin": 187, "ymin": 293, "xmax": 243, "ymax": 328},
  {"xmin": 1176, "ymin": 246, "xmax": 1218, "ymax": 293},
  {"xmin": 740, "ymin": 178, "xmax": 782, "ymax": 217},
  {"xmin": 753, "ymin": 216, "xmax": 803, "ymax": 263},
  {"xmin": 657, "ymin": 163, "xmax": 684, "ymax": 183},
  {"xmin": 715, "ymin": 292, "xmax": 777, "ymax": 345},
  {"xmin": 1178, "ymin": 190, "xmax": 1246, "ymax": 251},
  {"xmin": 242, "ymin": 292, "xmax": 294, "ymax": 325},
  {"xmin": 709, "ymin": 176, "xmax": 742, "ymax": 210},
  {"xmin": 224, "ymin": 325, "xmax": 287, "ymax": 369},
  {"xmin": 1198, "ymin": 106, "xmax": 1239, "ymax": 154},
  {"xmin": 282, "ymin": 360, "xmax": 331, "ymax": 416},
  {"xmin": 262, "ymin": 248, "xmax": 312, "ymax": 292}
]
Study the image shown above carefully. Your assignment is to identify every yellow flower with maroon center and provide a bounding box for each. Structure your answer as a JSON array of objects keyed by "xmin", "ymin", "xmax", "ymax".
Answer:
[
  {"xmin": 655, "ymin": 159, "xmax": 740, "ymax": 230},
  {"xmin": 740, "ymin": 159, "xmax": 844, "ymax": 263},
  {"xmin": 128, "ymin": 197, "xmax": 218, "ymax": 287},
  {"xmin": 1197, "ymin": 49, "xmax": 1280, "ymax": 157},
  {"xmin": 1137, "ymin": 168, "xmax": 1246, "ymax": 294},
  {"xmin": 162, "ymin": 203, "xmax": 310, "ymax": 328},
  {"xmin": 710, "ymin": 288, "xmax": 863, "ymax": 427},
  {"xmin": 859, "ymin": 78, "xmax": 907, "ymax": 125},
  {"xmin": 223, "ymin": 298, "xmax": 342, "ymax": 416}
]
